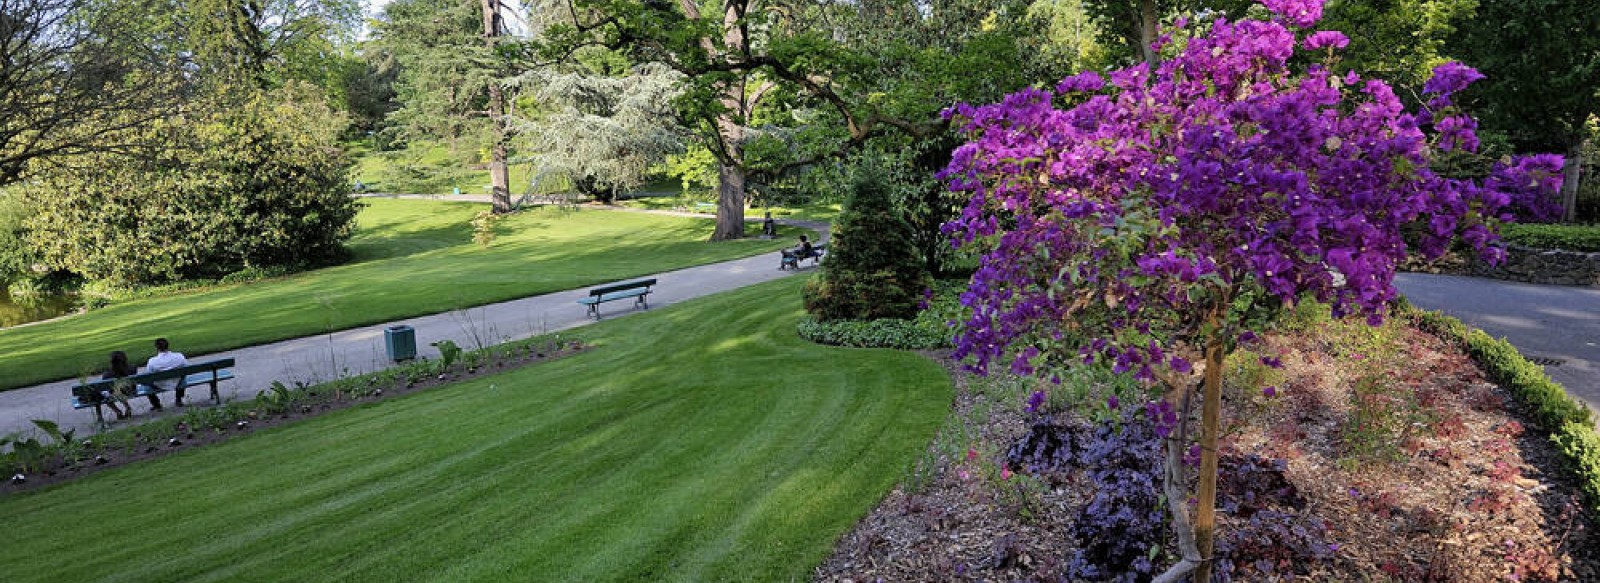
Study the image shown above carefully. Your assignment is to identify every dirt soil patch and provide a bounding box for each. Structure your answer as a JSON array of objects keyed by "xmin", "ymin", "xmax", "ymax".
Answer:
[{"xmin": 816, "ymin": 318, "xmax": 1598, "ymax": 582}]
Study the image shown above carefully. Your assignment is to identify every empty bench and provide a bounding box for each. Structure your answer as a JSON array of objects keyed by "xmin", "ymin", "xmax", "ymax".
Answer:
[
  {"xmin": 577, "ymin": 279, "xmax": 656, "ymax": 320},
  {"xmin": 780, "ymin": 243, "xmax": 827, "ymax": 270},
  {"xmin": 70, "ymin": 358, "xmax": 237, "ymax": 425}
]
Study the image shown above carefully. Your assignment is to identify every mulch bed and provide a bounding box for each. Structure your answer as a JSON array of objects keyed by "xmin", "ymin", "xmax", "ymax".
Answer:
[
  {"xmin": 1, "ymin": 340, "xmax": 590, "ymax": 497},
  {"xmin": 816, "ymin": 319, "xmax": 1599, "ymax": 582}
]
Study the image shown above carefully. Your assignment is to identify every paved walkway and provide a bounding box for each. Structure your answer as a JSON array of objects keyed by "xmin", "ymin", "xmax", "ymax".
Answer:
[
  {"xmin": 1395, "ymin": 273, "xmax": 1600, "ymax": 417},
  {"xmin": 0, "ymin": 215, "xmax": 826, "ymax": 439}
]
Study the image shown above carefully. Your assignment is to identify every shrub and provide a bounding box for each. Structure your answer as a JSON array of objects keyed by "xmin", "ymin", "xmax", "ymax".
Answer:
[
  {"xmin": 0, "ymin": 190, "xmax": 38, "ymax": 284},
  {"xmin": 795, "ymin": 315, "xmax": 948, "ymax": 349},
  {"xmin": 1213, "ymin": 510, "xmax": 1335, "ymax": 581},
  {"xmin": 20, "ymin": 83, "xmax": 357, "ymax": 286},
  {"xmin": 802, "ymin": 167, "xmax": 931, "ymax": 321},
  {"xmin": 1499, "ymin": 223, "xmax": 1600, "ymax": 252},
  {"xmin": 1063, "ymin": 408, "xmax": 1168, "ymax": 581},
  {"xmin": 1552, "ymin": 422, "xmax": 1600, "ymax": 512}
]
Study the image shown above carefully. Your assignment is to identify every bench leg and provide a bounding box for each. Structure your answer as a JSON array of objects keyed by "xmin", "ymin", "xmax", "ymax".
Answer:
[
  {"xmin": 588, "ymin": 303, "xmax": 601, "ymax": 320},
  {"xmin": 209, "ymin": 379, "xmax": 221, "ymax": 404},
  {"xmin": 635, "ymin": 295, "xmax": 648, "ymax": 311}
]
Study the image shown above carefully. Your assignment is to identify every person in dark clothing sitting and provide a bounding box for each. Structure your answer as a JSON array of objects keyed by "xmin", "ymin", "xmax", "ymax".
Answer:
[
  {"xmin": 99, "ymin": 351, "xmax": 137, "ymax": 419},
  {"xmin": 796, "ymin": 235, "xmax": 815, "ymax": 259}
]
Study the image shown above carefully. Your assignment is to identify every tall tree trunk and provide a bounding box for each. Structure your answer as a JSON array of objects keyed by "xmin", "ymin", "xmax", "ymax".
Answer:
[
  {"xmin": 1139, "ymin": 0, "xmax": 1159, "ymax": 69},
  {"xmin": 1193, "ymin": 320, "xmax": 1227, "ymax": 582},
  {"xmin": 708, "ymin": 1, "xmax": 750, "ymax": 241},
  {"xmin": 1562, "ymin": 137, "xmax": 1584, "ymax": 223},
  {"xmin": 482, "ymin": 0, "xmax": 511, "ymax": 214},
  {"xmin": 714, "ymin": 163, "xmax": 747, "ymax": 240}
]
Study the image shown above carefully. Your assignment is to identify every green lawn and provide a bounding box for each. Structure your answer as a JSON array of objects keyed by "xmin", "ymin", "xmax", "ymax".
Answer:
[
  {"xmin": 352, "ymin": 142, "xmax": 550, "ymax": 196},
  {"xmin": 0, "ymin": 278, "xmax": 951, "ymax": 582},
  {"xmin": 619, "ymin": 193, "xmax": 844, "ymax": 223},
  {"xmin": 0, "ymin": 199, "xmax": 800, "ymax": 391}
]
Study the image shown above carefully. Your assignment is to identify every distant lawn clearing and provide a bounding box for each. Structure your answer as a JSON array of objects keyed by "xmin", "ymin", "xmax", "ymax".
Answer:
[
  {"xmin": 0, "ymin": 199, "xmax": 800, "ymax": 391},
  {"xmin": 0, "ymin": 278, "xmax": 951, "ymax": 582}
]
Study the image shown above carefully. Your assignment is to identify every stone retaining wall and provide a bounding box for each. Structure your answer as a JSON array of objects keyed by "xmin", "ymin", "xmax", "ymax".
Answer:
[{"xmin": 1469, "ymin": 244, "xmax": 1600, "ymax": 286}]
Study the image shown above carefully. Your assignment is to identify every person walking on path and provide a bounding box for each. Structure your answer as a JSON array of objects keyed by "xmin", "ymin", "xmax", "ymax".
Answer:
[{"xmin": 145, "ymin": 338, "xmax": 188, "ymax": 408}]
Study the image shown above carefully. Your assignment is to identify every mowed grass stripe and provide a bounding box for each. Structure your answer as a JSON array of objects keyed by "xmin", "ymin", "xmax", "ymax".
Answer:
[
  {"xmin": 0, "ymin": 199, "xmax": 798, "ymax": 391},
  {"xmin": 0, "ymin": 277, "xmax": 950, "ymax": 582}
]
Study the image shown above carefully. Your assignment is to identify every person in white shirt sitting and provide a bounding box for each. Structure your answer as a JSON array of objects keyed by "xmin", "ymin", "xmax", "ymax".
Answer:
[{"xmin": 145, "ymin": 337, "xmax": 189, "ymax": 407}]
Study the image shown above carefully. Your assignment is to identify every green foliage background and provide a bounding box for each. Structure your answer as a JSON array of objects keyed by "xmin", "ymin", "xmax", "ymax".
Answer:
[{"xmin": 20, "ymin": 84, "xmax": 357, "ymax": 285}]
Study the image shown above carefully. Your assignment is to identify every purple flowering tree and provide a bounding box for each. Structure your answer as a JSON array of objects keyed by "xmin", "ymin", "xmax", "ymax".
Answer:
[{"xmin": 940, "ymin": 0, "xmax": 1562, "ymax": 580}]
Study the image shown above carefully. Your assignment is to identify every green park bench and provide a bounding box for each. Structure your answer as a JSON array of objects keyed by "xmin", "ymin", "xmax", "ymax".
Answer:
[
  {"xmin": 69, "ymin": 358, "xmax": 237, "ymax": 425},
  {"xmin": 577, "ymin": 279, "xmax": 656, "ymax": 320},
  {"xmin": 779, "ymin": 243, "xmax": 827, "ymax": 270}
]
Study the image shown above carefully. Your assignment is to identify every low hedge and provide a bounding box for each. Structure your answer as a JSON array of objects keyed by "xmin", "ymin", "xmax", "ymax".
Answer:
[
  {"xmin": 797, "ymin": 315, "xmax": 952, "ymax": 349},
  {"xmin": 1403, "ymin": 305, "xmax": 1600, "ymax": 514},
  {"xmin": 1500, "ymin": 223, "xmax": 1600, "ymax": 252}
]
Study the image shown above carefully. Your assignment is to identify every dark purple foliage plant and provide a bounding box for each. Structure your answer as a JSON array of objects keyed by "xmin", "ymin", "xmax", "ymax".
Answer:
[{"xmin": 940, "ymin": 0, "xmax": 1562, "ymax": 579}]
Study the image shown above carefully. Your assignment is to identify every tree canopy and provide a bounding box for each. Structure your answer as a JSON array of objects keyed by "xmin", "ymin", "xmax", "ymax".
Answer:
[
  {"xmin": 943, "ymin": 3, "xmax": 1561, "ymax": 577},
  {"xmin": 0, "ymin": 0, "xmax": 184, "ymax": 185}
]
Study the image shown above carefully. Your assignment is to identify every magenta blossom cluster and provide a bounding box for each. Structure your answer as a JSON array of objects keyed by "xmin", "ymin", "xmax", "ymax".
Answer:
[
  {"xmin": 939, "ymin": 0, "xmax": 1562, "ymax": 380},
  {"xmin": 1488, "ymin": 154, "xmax": 1567, "ymax": 223},
  {"xmin": 1262, "ymin": 0, "xmax": 1323, "ymax": 27}
]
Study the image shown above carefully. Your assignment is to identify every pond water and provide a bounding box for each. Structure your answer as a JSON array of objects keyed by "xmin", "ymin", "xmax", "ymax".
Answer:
[{"xmin": 0, "ymin": 288, "xmax": 76, "ymax": 328}]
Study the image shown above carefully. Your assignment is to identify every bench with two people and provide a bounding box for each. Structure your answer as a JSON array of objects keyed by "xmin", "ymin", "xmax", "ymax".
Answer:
[{"xmin": 69, "ymin": 339, "xmax": 236, "ymax": 426}]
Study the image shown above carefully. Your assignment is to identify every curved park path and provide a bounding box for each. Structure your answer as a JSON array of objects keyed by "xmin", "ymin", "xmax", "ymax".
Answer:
[
  {"xmin": 0, "ymin": 209, "xmax": 828, "ymax": 438},
  {"xmin": 1395, "ymin": 273, "xmax": 1600, "ymax": 417}
]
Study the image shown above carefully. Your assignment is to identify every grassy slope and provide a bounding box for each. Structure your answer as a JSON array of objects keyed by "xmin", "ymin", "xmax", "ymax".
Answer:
[
  {"xmin": 352, "ymin": 143, "xmax": 542, "ymax": 196},
  {"xmin": 0, "ymin": 278, "xmax": 951, "ymax": 582},
  {"xmin": 0, "ymin": 199, "xmax": 798, "ymax": 391}
]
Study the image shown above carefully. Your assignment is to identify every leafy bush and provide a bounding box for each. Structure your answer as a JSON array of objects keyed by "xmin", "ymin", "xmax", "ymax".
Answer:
[
  {"xmin": 1006, "ymin": 416, "xmax": 1082, "ymax": 475},
  {"xmin": 796, "ymin": 278, "xmax": 966, "ymax": 349},
  {"xmin": 1552, "ymin": 421, "xmax": 1600, "ymax": 512},
  {"xmin": 1216, "ymin": 455, "xmax": 1304, "ymax": 517},
  {"xmin": 803, "ymin": 269, "xmax": 929, "ymax": 322},
  {"xmin": 1500, "ymin": 223, "xmax": 1600, "ymax": 252},
  {"xmin": 1063, "ymin": 408, "xmax": 1167, "ymax": 581},
  {"xmin": 0, "ymin": 190, "xmax": 38, "ymax": 284},
  {"xmin": 795, "ymin": 315, "xmax": 948, "ymax": 349},
  {"xmin": 803, "ymin": 167, "xmax": 931, "ymax": 321},
  {"xmin": 1340, "ymin": 372, "xmax": 1424, "ymax": 466},
  {"xmin": 20, "ymin": 83, "xmax": 358, "ymax": 286},
  {"xmin": 1213, "ymin": 510, "xmax": 1335, "ymax": 581}
]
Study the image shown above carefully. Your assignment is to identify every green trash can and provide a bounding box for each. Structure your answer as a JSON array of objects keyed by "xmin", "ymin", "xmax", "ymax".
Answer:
[{"xmin": 385, "ymin": 325, "xmax": 416, "ymax": 361}]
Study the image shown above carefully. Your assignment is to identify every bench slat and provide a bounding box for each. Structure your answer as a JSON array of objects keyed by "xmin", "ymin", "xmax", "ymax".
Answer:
[
  {"xmin": 597, "ymin": 289, "xmax": 649, "ymax": 302},
  {"xmin": 588, "ymin": 279, "xmax": 656, "ymax": 297}
]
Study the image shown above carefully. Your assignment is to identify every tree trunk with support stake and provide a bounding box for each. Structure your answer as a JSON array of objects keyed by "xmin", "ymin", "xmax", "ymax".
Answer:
[{"xmin": 1193, "ymin": 331, "xmax": 1226, "ymax": 582}]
